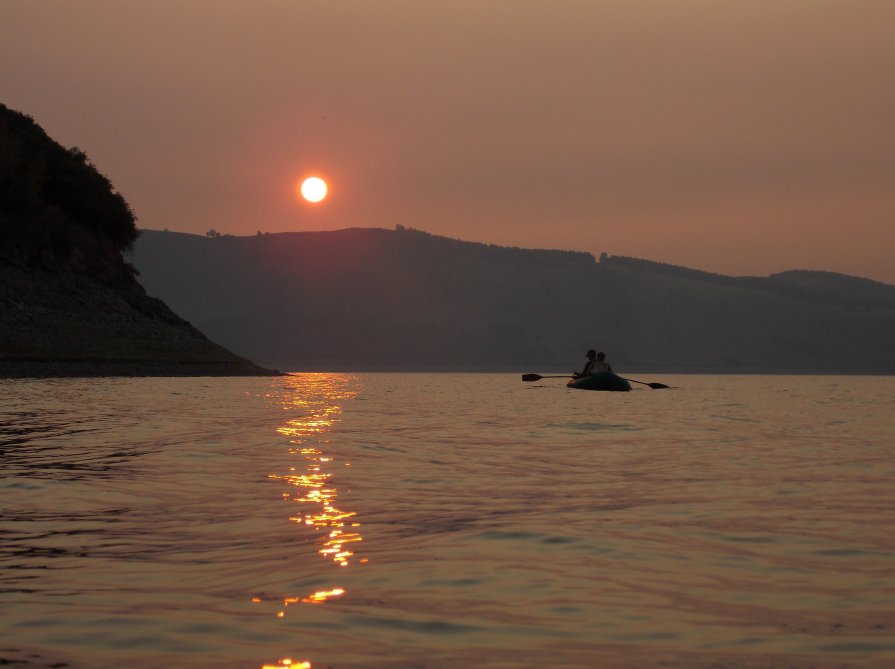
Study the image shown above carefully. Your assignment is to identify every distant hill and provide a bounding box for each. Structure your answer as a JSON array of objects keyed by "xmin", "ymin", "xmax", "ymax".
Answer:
[
  {"xmin": 132, "ymin": 227, "xmax": 895, "ymax": 374},
  {"xmin": 0, "ymin": 103, "xmax": 277, "ymax": 377}
]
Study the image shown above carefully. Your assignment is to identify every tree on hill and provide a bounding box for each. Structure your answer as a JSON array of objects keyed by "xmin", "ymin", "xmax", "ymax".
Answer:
[{"xmin": 0, "ymin": 103, "xmax": 138, "ymax": 280}]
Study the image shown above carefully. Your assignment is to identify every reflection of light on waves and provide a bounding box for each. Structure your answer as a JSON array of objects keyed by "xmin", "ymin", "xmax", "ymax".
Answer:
[
  {"xmin": 259, "ymin": 374, "xmax": 362, "ymax": 669},
  {"xmin": 262, "ymin": 660, "xmax": 310, "ymax": 669},
  {"xmin": 273, "ymin": 434, "xmax": 364, "ymax": 569}
]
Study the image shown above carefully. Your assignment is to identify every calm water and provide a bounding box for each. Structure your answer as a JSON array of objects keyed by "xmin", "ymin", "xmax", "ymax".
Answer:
[{"xmin": 2, "ymin": 373, "xmax": 894, "ymax": 669}]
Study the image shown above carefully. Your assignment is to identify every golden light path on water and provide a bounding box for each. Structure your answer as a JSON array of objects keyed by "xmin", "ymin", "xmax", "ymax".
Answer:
[{"xmin": 261, "ymin": 373, "xmax": 362, "ymax": 669}]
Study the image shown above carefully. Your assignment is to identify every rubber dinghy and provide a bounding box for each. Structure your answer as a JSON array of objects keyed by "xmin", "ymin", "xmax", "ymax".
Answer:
[{"xmin": 567, "ymin": 372, "xmax": 632, "ymax": 392}]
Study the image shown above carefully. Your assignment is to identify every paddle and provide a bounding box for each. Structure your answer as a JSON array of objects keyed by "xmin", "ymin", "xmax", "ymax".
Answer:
[
  {"xmin": 521, "ymin": 373, "xmax": 668, "ymax": 389},
  {"xmin": 622, "ymin": 377, "xmax": 669, "ymax": 390},
  {"xmin": 521, "ymin": 373, "xmax": 572, "ymax": 382}
]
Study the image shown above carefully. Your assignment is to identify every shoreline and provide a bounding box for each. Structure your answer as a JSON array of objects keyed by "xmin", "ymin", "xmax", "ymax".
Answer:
[{"xmin": 0, "ymin": 359, "xmax": 283, "ymax": 379}]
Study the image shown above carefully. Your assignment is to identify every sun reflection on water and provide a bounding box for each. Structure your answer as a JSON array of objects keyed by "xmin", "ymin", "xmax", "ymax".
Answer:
[
  {"xmin": 260, "ymin": 373, "xmax": 363, "ymax": 667},
  {"xmin": 262, "ymin": 660, "xmax": 311, "ymax": 669},
  {"xmin": 271, "ymin": 438, "xmax": 363, "ymax": 568}
]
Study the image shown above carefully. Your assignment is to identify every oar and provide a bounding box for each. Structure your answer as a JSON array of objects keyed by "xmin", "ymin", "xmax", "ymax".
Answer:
[
  {"xmin": 522, "ymin": 374, "xmax": 668, "ymax": 390},
  {"xmin": 521, "ymin": 373, "xmax": 572, "ymax": 382},
  {"xmin": 522, "ymin": 373, "xmax": 669, "ymax": 389},
  {"xmin": 622, "ymin": 377, "xmax": 669, "ymax": 389}
]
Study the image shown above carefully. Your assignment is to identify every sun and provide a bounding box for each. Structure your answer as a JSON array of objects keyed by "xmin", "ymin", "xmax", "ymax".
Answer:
[{"xmin": 300, "ymin": 176, "xmax": 328, "ymax": 203}]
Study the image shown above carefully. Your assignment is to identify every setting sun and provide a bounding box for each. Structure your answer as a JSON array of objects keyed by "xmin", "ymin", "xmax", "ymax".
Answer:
[{"xmin": 300, "ymin": 177, "xmax": 328, "ymax": 203}]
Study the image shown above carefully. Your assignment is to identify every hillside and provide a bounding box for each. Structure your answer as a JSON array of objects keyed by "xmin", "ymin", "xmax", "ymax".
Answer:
[
  {"xmin": 132, "ymin": 227, "xmax": 895, "ymax": 373},
  {"xmin": 0, "ymin": 103, "xmax": 277, "ymax": 377}
]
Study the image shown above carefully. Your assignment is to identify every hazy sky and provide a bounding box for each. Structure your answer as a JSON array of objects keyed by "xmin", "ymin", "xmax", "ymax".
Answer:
[{"xmin": 3, "ymin": 1, "xmax": 894, "ymax": 283}]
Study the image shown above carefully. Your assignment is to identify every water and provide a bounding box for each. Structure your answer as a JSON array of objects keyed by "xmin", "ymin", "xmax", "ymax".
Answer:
[{"xmin": 2, "ymin": 373, "xmax": 894, "ymax": 668}]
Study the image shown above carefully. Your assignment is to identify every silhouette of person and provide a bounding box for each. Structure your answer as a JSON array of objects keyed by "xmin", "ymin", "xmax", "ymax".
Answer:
[
  {"xmin": 574, "ymin": 349, "xmax": 612, "ymax": 378},
  {"xmin": 575, "ymin": 349, "xmax": 596, "ymax": 378},
  {"xmin": 593, "ymin": 351, "xmax": 612, "ymax": 374}
]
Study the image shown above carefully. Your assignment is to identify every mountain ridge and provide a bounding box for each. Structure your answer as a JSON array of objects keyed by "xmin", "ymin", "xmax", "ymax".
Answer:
[{"xmin": 132, "ymin": 227, "xmax": 895, "ymax": 374}]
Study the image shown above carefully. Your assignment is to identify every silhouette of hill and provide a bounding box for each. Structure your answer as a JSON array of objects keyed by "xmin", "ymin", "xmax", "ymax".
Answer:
[
  {"xmin": 132, "ymin": 227, "xmax": 895, "ymax": 373},
  {"xmin": 0, "ymin": 103, "xmax": 277, "ymax": 377}
]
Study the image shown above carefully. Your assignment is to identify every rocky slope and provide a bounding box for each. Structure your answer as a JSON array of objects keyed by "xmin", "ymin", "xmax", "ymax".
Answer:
[{"xmin": 0, "ymin": 103, "xmax": 277, "ymax": 377}]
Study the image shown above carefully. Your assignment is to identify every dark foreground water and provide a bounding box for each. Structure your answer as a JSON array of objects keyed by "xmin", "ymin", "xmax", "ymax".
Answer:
[{"xmin": 1, "ymin": 373, "xmax": 894, "ymax": 669}]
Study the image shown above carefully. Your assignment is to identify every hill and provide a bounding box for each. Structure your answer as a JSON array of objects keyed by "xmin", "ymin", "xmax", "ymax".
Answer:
[
  {"xmin": 0, "ymin": 103, "xmax": 277, "ymax": 377},
  {"xmin": 132, "ymin": 227, "xmax": 895, "ymax": 374}
]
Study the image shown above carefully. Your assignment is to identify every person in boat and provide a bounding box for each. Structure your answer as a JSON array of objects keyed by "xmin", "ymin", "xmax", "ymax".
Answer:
[
  {"xmin": 593, "ymin": 351, "xmax": 613, "ymax": 374},
  {"xmin": 574, "ymin": 349, "xmax": 613, "ymax": 378}
]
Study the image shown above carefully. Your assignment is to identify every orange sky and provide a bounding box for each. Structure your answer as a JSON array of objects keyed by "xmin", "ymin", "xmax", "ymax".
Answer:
[{"xmin": 2, "ymin": 1, "xmax": 893, "ymax": 284}]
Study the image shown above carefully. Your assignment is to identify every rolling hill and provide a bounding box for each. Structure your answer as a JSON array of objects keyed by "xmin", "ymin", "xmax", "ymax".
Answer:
[{"xmin": 132, "ymin": 227, "xmax": 895, "ymax": 374}]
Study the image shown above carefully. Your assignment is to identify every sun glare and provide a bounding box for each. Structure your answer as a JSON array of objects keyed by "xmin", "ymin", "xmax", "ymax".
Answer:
[{"xmin": 300, "ymin": 177, "xmax": 328, "ymax": 203}]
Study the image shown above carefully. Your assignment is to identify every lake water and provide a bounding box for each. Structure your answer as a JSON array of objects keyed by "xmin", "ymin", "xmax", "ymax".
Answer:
[{"xmin": 2, "ymin": 373, "xmax": 894, "ymax": 669}]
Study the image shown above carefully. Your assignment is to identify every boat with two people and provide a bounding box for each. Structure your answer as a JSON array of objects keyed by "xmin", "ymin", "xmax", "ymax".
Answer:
[{"xmin": 522, "ymin": 349, "xmax": 668, "ymax": 391}]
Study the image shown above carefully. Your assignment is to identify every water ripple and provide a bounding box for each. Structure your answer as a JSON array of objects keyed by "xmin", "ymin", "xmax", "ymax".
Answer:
[{"xmin": 2, "ymin": 374, "xmax": 894, "ymax": 668}]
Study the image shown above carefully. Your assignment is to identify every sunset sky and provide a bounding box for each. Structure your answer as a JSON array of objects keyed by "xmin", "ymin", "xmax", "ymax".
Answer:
[{"xmin": 3, "ymin": 1, "xmax": 893, "ymax": 283}]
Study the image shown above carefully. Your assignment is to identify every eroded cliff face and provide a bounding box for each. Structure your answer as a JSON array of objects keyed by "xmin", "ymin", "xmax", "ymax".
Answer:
[{"xmin": 0, "ymin": 103, "xmax": 277, "ymax": 377}]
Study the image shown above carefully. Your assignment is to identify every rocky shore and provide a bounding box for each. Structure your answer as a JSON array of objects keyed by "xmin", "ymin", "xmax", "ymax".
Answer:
[
  {"xmin": 1, "ymin": 103, "xmax": 279, "ymax": 378},
  {"xmin": 0, "ymin": 263, "xmax": 280, "ymax": 378},
  {"xmin": 0, "ymin": 359, "xmax": 280, "ymax": 378}
]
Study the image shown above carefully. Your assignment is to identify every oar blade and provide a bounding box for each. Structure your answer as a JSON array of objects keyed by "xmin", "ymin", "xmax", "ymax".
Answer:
[
  {"xmin": 521, "ymin": 374, "xmax": 542, "ymax": 382},
  {"xmin": 622, "ymin": 376, "xmax": 669, "ymax": 389}
]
